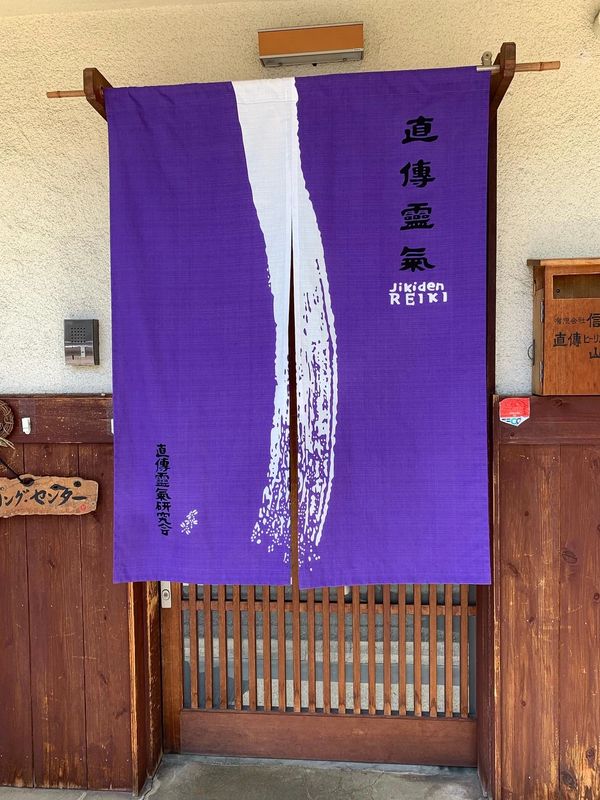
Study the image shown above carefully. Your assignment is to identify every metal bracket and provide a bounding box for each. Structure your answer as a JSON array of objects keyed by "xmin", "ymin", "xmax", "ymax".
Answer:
[
  {"xmin": 481, "ymin": 50, "xmax": 493, "ymax": 67},
  {"xmin": 160, "ymin": 581, "xmax": 172, "ymax": 608}
]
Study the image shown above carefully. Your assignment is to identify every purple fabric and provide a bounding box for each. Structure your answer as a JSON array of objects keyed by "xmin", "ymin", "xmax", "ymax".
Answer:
[
  {"xmin": 107, "ymin": 83, "xmax": 289, "ymax": 583},
  {"xmin": 108, "ymin": 68, "xmax": 490, "ymax": 587},
  {"xmin": 295, "ymin": 68, "xmax": 491, "ymax": 587}
]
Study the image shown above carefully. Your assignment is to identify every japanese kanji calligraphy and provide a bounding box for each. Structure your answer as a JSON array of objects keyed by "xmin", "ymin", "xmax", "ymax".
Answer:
[{"xmin": 155, "ymin": 443, "xmax": 172, "ymax": 536}]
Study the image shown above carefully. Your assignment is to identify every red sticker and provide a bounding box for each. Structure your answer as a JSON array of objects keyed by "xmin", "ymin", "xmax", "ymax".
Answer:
[{"xmin": 499, "ymin": 397, "xmax": 530, "ymax": 427}]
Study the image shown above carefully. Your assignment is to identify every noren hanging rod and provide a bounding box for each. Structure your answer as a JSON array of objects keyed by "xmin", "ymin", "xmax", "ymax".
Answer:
[
  {"xmin": 45, "ymin": 45, "xmax": 560, "ymax": 119},
  {"xmin": 45, "ymin": 61, "xmax": 560, "ymax": 99},
  {"xmin": 477, "ymin": 60, "xmax": 560, "ymax": 72}
]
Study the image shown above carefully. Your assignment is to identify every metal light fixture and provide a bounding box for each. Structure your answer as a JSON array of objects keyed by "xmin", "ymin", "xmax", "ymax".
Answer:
[{"xmin": 258, "ymin": 22, "xmax": 364, "ymax": 68}]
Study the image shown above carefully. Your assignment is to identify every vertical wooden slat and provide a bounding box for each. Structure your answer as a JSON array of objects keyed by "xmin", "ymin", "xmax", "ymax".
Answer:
[
  {"xmin": 218, "ymin": 585, "xmax": 227, "ymax": 710},
  {"xmin": 500, "ymin": 445, "xmax": 560, "ymax": 798},
  {"xmin": 291, "ymin": 583, "xmax": 301, "ymax": 713},
  {"xmin": 367, "ymin": 585, "xmax": 376, "ymax": 715},
  {"xmin": 247, "ymin": 586, "xmax": 257, "ymax": 711},
  {"xmin": 232, "ymin": 586, "xmax": 242, "ymax": 711},
  {"xmin": 161, "ymin": 582, "xmax": 183, "ymax": 752},
  {"xmin": 444, "ymin": 584, "xmax": 454, "ymax": 717},
  {"xmin": 482, "ymin": 400, "xmax": 503, "ymax": 799},
  {"xmin": 322, "ymin": 589, "xmax": 331, "ymax": 713},
  {"xmin": 27, "ymin": 443, "xmax": 87, "ymax": 787},
  {"xmin": 382, "ymin": 584, "xmax": 392, "ymax": 716},
  {"xmin": 79, "ymin": 443, "xmax": 132, "ymax": 790},
  {"xmin": 128, "ymin": 583, "xmax": 148, "ymax": 795},
  {"xmin": 262, "ymin": 586, "xmax": 272, "ymax": 711},
  {"xmin": 277, "ymin": 586, "xmax": 286, "ymax": 711},
  {"xmin": 414, "ymin": 584, "xmax": 422, "ymax": 717},
  {"xmin": 337, "ymin": 587, "xmax": 346, "ymax": 713},
  {"xmin": 307, "ymin": 590, "xmax": 316, "ymax": 712},
  {"xmin": 0, "ymin": 444, "xmax": 33, "ymax": 787},
  {"xmin": 188, "ymin": 585, "xmax": 199, "ymax": 709},
  {"xmin": 398, "ymin": 585, "xmax": 407, "ymax": 715},
  {"xmin": 143, "ymin": 581, "xmax": 163, "ymax": 781},
  {"xmin": 558, "ymin": 446, "xmax": 599, "ymax": 799},
  {"xmin": 352, "ymin": 586, "xmax": 361, "ymax": 714},
  {"xmin": 203, "ymin": 585, "xmax": 213, "ymax": 709},
  {"xmin": 460, "ymin": 584, "xmax": 469, "ymax": 718},
  {"xmin": 429, "ymin": 584, "xmax": 438, "ymax": 717}
]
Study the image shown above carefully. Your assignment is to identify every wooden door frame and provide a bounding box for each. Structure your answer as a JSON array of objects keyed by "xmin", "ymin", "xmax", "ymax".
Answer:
[
  {"xmin": 476, "ymin": 42, "xmax": 516, "ymax": 797},
  {"xmin": 160, "ymin": 43, "xmax": 518, "ymax": 781}
]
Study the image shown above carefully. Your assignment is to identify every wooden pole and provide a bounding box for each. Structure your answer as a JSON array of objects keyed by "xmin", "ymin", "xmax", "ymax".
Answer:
[
  {"xmin": 46, "ymin": 56, "xmax": 559, "ymax": 120},
  {"xmin": 477, "ymin": 39, "xmax": 516, "ymax": 800},
  {"xmin": 515, "ymin": 60, "xmax": 560, "ymax": 71}
]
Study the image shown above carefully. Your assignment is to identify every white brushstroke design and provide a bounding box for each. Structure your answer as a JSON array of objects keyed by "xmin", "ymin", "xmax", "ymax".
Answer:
[
  {"xmin": 233, "ymin": 79, "xmax": 294, "ymax": 561},
  {"xmin": 290, "ymin": 81, "xmax": 338, "ymax": 572},
  {"xmin": 233, "ymin": 78, "xmax": 338, "ymax": 572}
]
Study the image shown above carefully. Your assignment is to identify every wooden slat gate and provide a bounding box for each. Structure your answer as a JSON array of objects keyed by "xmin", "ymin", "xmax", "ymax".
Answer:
[{"xmin": 161, "ymin": 581, "xmax": 478, "ymax": 764}]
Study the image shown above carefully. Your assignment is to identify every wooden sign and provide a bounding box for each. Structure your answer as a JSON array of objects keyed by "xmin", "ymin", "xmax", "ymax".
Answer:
[
  {"xmin": 0, "ymin": 475, "xmax": 98, "ymax": 517},
  {"xmin": 530, "ymin": 258, "xmax": 600, "ymax": 395}
]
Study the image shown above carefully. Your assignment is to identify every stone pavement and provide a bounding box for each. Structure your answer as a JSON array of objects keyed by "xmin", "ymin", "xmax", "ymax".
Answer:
[{"xmin": 0, "ymin": 755, "xmax": 485, "ymax": 799}]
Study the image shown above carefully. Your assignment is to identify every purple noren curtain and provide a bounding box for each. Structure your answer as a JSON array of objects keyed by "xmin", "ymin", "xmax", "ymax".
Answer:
[{"xmin": 107, "ymin": 67, "xmax": 491, "ymax": 587}]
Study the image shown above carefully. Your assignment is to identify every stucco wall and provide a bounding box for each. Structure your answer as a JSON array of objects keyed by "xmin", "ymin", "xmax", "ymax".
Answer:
[{"xmin": 1, "ymin": 0, "xmax": 599, "ymax": 394}]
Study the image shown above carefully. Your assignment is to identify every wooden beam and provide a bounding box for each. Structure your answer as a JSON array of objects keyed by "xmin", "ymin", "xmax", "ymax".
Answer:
[
  {"xmin": 490, "ymin": 41, "xmax": 516, "ymax": 113},
  {"xmin": 181, "ymin": 710, "xmax": 477, "ymax": 767},
  {"xmin": 0, "ymin": 396, "xmax": 113, "ymax": 443}
]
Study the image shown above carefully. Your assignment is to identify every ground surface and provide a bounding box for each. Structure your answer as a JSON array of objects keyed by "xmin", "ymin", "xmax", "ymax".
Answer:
[{"xmin": 0, "ymin": 755, "xmax": 485, "ymax": 799}]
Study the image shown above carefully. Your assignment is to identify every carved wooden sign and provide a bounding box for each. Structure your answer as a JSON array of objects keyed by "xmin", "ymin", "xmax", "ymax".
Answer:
[{"xmin": 0, "ymin": 475, "xmax": 98, "ymax": 517}]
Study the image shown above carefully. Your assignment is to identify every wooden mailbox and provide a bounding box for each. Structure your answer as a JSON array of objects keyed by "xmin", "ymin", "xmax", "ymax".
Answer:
[{"xmin": 530, "ymin": 258, "xmax": 600, "ymax": 395}]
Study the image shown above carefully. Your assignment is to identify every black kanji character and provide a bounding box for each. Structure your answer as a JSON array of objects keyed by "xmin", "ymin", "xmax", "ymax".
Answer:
[
  {"xmin": 399, "ymin": 246, "xmax": 436, "ymax": 272},
  {"xmin": 402, "ymin": 115, "xmax": 438, "ymax": 143},
  {"xmin": 400, "ymin": 202, "xmax": 433, "ymax": 230},
  {"xmin": 588, "ymin": 313, "xmax": 600, "ymax": 328},
  {"xmin": 400, "ymin": 160, "xmax": 435, "ymax": 189}
]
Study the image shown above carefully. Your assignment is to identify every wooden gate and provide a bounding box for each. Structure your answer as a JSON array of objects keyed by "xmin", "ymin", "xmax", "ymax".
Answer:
[{"xmin": 161, "ymin": 581, "xmax": 477, "ymax": 765}]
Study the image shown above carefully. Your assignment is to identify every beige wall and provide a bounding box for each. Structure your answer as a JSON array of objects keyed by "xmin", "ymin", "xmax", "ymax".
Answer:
[{"xmin": 1, "ymin": 0, "xmax": 599, "ymax": 394}]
